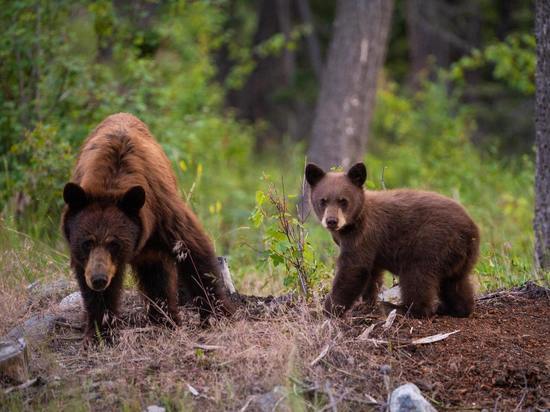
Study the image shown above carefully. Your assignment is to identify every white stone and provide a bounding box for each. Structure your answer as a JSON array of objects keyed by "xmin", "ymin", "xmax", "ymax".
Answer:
[
  {"xmin": 145, "ymin": 406, "xmax": 166, "ymax": 412},
  {"xmin": 389, "ymin": 383, "xmax": 437, "ymax": 412},
  {"xmin": 59, "ymin": 291, "xmax": 82, "ymax": 310},
  {"xmin": 379, "ymin": 285, "xmax": 402, "ymax": 305}
]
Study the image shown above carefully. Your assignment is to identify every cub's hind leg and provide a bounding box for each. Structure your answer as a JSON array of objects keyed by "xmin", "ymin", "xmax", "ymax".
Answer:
[
  {"xmin": 133, "ymin": 249, "xmax": 181, "ymax": 326},
  {"xmin": 398, "ymin": 269, "xmax": 439, "ymax": 318},
  {"xmin": 437, "ymin": 239, "xmax": 477, "ymax": 317},
  {"xmin": 437, "ymin": 275, "xmax": 474, "ymax": 317}
]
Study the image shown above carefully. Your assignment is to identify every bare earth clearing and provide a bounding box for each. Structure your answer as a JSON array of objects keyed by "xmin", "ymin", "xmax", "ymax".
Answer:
[{"xmin": 1, "ymin": 282, "xmax": 549, "ymax": 411}]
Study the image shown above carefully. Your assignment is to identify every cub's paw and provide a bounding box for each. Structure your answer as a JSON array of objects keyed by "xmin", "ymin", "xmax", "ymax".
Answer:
[{"xmin": 323, "ymin": 295, "xmax": 347, "ymax": 317}]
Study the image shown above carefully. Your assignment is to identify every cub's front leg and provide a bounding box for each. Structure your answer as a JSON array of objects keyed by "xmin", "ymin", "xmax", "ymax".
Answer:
[{"xmin": 324, "ymin": 253, "xmax": 371, "ymax": 317}]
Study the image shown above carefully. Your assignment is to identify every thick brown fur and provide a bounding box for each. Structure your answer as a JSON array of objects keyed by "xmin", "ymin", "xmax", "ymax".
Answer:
[
  {"xmin": 62, "ymin": 113, "xmax": 234, "ymax": 342},
  {"xmin": 306, "ymin": 162, "xmax": 480, "ymax": 318}
]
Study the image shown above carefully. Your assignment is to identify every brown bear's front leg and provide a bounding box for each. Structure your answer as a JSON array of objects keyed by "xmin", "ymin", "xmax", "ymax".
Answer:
[
  {"xmin": 324, "ymin": 260, "xmax": 370, "ymax": 317},
  {"xmin": 133, "ymin": 250, "xmax": 181, "ymax": 327},
  {"xmin": 76, "ymin": 267, "xmax": 124, "ymax": 344}
]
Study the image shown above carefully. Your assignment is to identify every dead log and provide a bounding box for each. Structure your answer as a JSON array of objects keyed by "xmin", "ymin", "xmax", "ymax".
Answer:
[{"xmin": 0, "ymin": 338, "xmax": 29, "ymax": 384}]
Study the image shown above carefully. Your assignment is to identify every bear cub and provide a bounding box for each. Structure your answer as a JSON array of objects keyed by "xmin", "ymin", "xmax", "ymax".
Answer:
[{"xmin": 305, "ymin": 162, "xmax": 480, "ymax": 318}]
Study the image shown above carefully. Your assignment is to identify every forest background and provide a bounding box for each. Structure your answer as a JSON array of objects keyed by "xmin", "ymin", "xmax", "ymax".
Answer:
[{"xmin": 0, "ymin": 0, "xmax": 546, "ymax": 301}]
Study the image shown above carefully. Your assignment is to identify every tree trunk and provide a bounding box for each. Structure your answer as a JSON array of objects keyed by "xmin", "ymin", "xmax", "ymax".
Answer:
[
  {"xmin": 535, "ymin": 0, "xmax": 550, "ymax": 272},
  {"xmin": 307, "ymin": 0, "xmax": 394, "ymax": 170}
]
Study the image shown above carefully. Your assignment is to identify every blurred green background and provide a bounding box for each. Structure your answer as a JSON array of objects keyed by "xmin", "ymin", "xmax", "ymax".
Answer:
[{"xmin": 0, "ymin": 0, "xmax": 540, "ymax": 294}]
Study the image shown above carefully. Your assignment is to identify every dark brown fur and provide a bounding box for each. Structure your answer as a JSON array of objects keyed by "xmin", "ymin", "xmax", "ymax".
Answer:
[
  {"xmin": 306, "ymin": 163, "xmax": 480, "ymax": 318},
  {"xmin": 62, "ymin": 113, "xmax": 234, "ymax": 342}
]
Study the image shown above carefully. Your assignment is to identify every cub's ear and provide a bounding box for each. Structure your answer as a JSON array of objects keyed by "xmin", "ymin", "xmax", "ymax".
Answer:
[
  {"xmin": 305, "ymin": 163, "xmax": 326, "ymax": 187},
  {"xmin": 118, "ymin": 186, "xmax": 146, "ymax": 215},
  {"xmin": 347, "ymin": 163, "xmax": 367, "ymax": 187},
  {"xmin": 63, "ymin": 183, "xmax": 87, "ymax": 210}
]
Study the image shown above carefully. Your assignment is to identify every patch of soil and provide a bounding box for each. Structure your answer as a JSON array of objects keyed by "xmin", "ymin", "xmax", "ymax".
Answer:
[
  {"xmin": 1, "ymin": 283, "xmax": 549, "ymax": 411},
  {"xmin": 376, "ymin": 288, "xmax": 549, "ymax": 410}
]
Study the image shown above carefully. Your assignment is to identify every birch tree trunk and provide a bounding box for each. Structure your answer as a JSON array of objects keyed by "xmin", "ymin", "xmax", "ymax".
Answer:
[
  {"xmin": 535, "ymin": 0, "xmax": 550, "ymax": 272},
  {"xmin": 307, "ymin": 0, "xmax": 394, "ymax": 170}
]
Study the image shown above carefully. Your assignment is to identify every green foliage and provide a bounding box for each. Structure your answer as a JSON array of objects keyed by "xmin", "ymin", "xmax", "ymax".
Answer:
[
  {"xmin": 449, "ymin": 33, "xmax": 536, "ymax": 95},
  {"xmin": 0, "ymin": 0, "xmax": 259, "ymax": 242},
  {"xmin": 0, "ymin": 0, "xmax": 538, "ymax": 295},
  {"xmin": 5, "ymin": 124, "xmax": 74, "ymax": 237},
  {"xmin": 250, "ymin": 176, "xmax": 331, "ymax": 297}
]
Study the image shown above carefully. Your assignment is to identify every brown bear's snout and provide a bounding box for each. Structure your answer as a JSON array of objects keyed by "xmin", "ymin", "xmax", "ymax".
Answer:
[
  {"xmin": 91, "ymin": 273, "xmax": 108, "ymax": 291},
  {"xmin": 85, "ymin": 247, "xmax": 116, "ymax": 291}
]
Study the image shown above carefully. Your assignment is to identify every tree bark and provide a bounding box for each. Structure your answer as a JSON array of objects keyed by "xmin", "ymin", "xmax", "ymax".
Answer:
[
  {"xmin": 535, "ymin": 0, "xmax": 550, "ymax": 272},
  {"xmin": 307, "ymin": 0, "xmax": 394, "ymax": 170}
]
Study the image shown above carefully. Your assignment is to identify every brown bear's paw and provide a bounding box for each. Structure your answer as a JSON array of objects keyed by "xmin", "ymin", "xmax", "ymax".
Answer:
[
  {"xmin": 323, "ymin": 295, "xmax": 347, "ymax": 317},
  {"xmin": 82, "ymin": 326, "xmax": 116, "ymax": 348},
  {"xmin": 148, "ymin": 306, "xmax": 182, "ymax": 328}
]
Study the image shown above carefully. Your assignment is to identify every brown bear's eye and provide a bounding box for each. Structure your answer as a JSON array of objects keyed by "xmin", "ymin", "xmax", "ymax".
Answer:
[
  {"xmin": 320, "ymin": 198, "xmax": 328, "ymax": 207},
  {"xmin": 338, "ymin": 198, "xmax": 348, "ymax": 207},
  {"xmin": 107, "ymin": 241, "xmax": 121, "ymax": 256},
  {"xmin": 81, "ymin": 239, "xmax": 94, "ymax": 254}
]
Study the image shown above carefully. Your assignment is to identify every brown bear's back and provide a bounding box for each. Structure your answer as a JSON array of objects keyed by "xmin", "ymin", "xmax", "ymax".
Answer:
[{"xmin": 73, "ymin": 113, "xmax": 177, "ymax": 198}]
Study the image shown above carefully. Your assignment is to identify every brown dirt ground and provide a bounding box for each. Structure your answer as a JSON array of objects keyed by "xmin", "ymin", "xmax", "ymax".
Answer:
[{"xmin": 1, "ymin": 282, "xmax": 549, "ymax": 411}]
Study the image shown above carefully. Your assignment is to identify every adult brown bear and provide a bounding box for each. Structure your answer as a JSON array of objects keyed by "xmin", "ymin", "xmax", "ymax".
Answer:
[
  {"xmin": 305, "ymin": 162, "xmax": 480, "ymax": 318},
  {"xmin": 62, "ymin": 113, "xmax": 234, "ymax": 342}
]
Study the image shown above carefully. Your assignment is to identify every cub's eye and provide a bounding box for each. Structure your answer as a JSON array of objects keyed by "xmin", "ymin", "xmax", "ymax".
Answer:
[
  {"xmin": 81, "ymin": 239, "xmax": 94, "ymax": 254},
  {"xmin": 320, "ymin": 198, "xmax": 328, "ymax": 207},
  {"xmin": 107, "ymin": 241, "xmax": 121, "ymax": 255},
  {"xmin": 337, "ymin": 198, "xmax": 348, "ymax": 207}
]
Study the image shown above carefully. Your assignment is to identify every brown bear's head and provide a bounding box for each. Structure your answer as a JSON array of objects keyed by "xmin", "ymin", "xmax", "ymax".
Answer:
[
  {"xmin": 305, "ymin": 162, "xmax": 366, "ymax": 232},
  {"xmin": 62, "ymin": 183, "xmax": 145, "ymax": 291}
]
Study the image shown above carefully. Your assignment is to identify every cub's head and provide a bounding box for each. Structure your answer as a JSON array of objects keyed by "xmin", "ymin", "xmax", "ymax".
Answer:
[
  {"xmin": 305, "ymin": 162, "xmax": 366, "ymax": 232},
  {"xmin": 62, "ymin": 183, "xmax": 145, "ymax": 291}
]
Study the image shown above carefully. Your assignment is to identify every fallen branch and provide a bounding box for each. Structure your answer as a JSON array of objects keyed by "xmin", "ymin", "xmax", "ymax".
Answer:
[
  {"xmin": 310, "ymin": 344, "xmax": 331, "ymax": 367},
  {"xmin": 410, "ymin": 330, "xmax": 460, "ymax": 345},
  {"xmin": 382, "ymin": 309, "xmax": 397, "ymax": 330}
]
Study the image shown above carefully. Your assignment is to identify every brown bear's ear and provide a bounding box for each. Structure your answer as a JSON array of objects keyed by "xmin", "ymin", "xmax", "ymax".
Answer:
[
  {"xmin": 63, "ymin": 183, "xmax": 87, "ymax": 210},
  {"xmin": 347, "ymin": 163, "xmax": 367, "ymax": 187},
  {"xmin": 305, "ymin": 163, "xmax": 326, "ymax": 187},
  {"xmin": 118, "ymin": 186, "xmax": 146, "ymax": 215}
]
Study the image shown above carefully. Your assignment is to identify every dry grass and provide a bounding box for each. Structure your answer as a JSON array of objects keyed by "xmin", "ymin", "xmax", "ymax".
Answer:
[
  {"xmin": 1, "ymin": 237, "xmax": 548, "ymax": 412},
  {"xmin": 2, "ymin": 285, "xmax": 545, "ymax": 411}
]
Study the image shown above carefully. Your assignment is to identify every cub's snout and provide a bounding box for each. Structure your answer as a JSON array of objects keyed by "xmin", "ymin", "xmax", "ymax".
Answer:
[{"xmin": 321, "ymin": 207, "xmax": 347, "ymax": 231}]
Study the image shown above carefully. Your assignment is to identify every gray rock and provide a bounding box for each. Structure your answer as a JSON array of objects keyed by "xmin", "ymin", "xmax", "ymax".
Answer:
[
  {"xmin": 251, "ymin": 386, "xmax": 287, "ymax": 412},
  {"xmin": 378, "ymin": 285, "xmax": 402, "ymax": 305},
  {"xmin": 6, "ymin": 313, "xmax": 57, "ymax": 344},
  {"xmin": 0, "ymin": 338, "xmax": 30, "ymax": 383},
  {"xmin": 389, "ymin": 383, "xmax": 437, "ymax": 412},
  {"xmin": 59, "ymin": 291, "xmax": 82, "ymax": 311},
  {"xmin": 145, "ymin": 406, "xmax": 166, "ymax": 412},
  {"xmin": 27, "ymin": 279, "xmax": 76, "ymax": 307}
]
